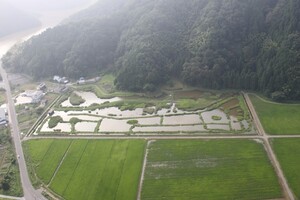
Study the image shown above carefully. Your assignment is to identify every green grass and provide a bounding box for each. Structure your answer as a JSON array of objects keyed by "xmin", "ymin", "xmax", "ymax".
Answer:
[
  {"xmin": 48, "ymin": 116, "xmax": 63, "ymax": 128},
  {"xmin": 272, "ymin": 138, "xmax": 300, "ymax": 199},
  {"xmin": 24, "ymin": 139, "xmax": 146, "ymax": 200},
  {"xmin": 212, "ymin": 115, "xmax": 222, "ymax": 120},
  {"xmin": 176, "ymin": 98, "xmax": 213, "ymax": 111},
  {"xmin": 99, "ymin": 74, "xmax": 115, "ymax": 86},
  {"xmin": 250, "ymin": 94, "xmax": 300, "ymax": 134},
  {"xmin": 127, "ymin": 120, "xmax": 138, "ymax": 125},
  {"xmin": 175, "ymin": 91, "xmax": 237, "ymax": 111},
  {"xmin": 142, "ymin": 139, "xmax": 282, "ymax": 200},
  {"xmin": 69, "ymin": 93, "xmax": 85, "ymax": 106},
  {"xmin": 0, "ymin": 128, "xmax": 23, "ymax": 197}
]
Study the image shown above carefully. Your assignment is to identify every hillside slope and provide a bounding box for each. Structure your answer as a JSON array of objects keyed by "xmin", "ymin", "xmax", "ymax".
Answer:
[{"xmin": 2, "ymin": 0, "xmax": 299, "ymax": 100}]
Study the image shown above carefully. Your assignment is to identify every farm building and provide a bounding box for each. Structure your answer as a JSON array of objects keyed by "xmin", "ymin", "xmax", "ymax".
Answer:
[
  {"xmin": 37, "ymin": 82, "xmax": 46, "ymax": 91},
  {"xmin": 53, "ymin": 76, "xmax": 69, "ymax": 84},
  {"xmin": 23, "ymin": 90, "xmax": 44, "ymax": 103}
]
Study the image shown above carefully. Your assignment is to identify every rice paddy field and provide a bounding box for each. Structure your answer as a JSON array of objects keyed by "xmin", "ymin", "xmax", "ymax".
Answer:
[
  {"xmin": 35, "ymin": 90, "xmax": 254, "ymax": 135},
  {"xmin": 249, "ymin": 94, "xmax": 300, "ymax": 135},
  {"xmin": 272, "ymin": 138, "xmax": 300, "ymax": 199},
  {"xmin": 142, "ymin": 140, "xmax": 283, "ymax": 200},
  {"xmin": 23, "ymin": 139, "xmax": 146, "ymax": 200}
]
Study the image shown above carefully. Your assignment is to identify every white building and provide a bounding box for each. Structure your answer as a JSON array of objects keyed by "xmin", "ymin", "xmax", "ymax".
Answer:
[
  {"xmin": 23, "ymin": 90, "xmax": 44, "ymax": 103},
  {"xmin": 53, "ymin": 76, "xmax": 69, "ymax": 84}
]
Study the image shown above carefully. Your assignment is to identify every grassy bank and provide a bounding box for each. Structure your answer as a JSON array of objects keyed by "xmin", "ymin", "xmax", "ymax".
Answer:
[{"xmin": 250, "ymin": 94, "xmax": 300, "ymax": 134}]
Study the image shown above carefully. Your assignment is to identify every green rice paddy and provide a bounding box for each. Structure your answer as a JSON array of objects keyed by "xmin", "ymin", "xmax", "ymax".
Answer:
[
  {"xmin": 24, "ymin": 139, "xmax": 146, "ymax": 200},
  {"xmin": 272, "ymin": 138, "xmax": 300, "ymax": 199},
  {"xmin": 142, "ymin": 139, "xmax": 282, "ymax": 200}
]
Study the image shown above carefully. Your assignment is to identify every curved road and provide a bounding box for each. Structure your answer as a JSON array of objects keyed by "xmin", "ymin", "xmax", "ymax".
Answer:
[{"xmin": 0, "ymin": 63, "xmax": 46, "ymax": 200}]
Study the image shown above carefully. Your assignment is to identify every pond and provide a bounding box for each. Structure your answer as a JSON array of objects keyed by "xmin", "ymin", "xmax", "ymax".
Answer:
[
  {"xmin": 231, "ymin": 122, "xmax": 242, "ymax": 130},
  {"xmin": 206, "ymin": 124, "xmax": 230, "ymax": 131},
  {"xmin": 133, "ymin": 125, "xmax": 206, "ymax": 132},
  {"xmin": 241, "ymin": 120, "xmax": 249, "ymax": 129},
  {"xmin": 99, "ymin": 119, "xmax": 131, "ymax": 132},
  {"xmin": 75, "ymin": 122, "xmax": 98, "ymax": 132},
  {"xmin": 163, "ymin": 114, "xmax": 201, "ymax": 125},
  {"xmin": 61, "ymin": 91, "xmax": 121, "ymax": 107},
  {"xmin": 201, "ymin": 109, "xmax": 229, "ymax": 124},
  {"xmin": 92, "ymin": 107, "xmax": 144, "ymax": 118},
  {"xmin": 40, "ymin": 120, "xmax": 71, "ymax": 133},
  {"xmin": 137, "ymin": 117, "xmax": 161, "ymax": 125},
  {"xmin": 53, "ymin": 111, "xmax": 101, "ymax": 122}
]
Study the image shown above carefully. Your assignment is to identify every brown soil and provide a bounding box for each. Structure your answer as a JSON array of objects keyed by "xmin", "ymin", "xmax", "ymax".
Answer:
[{"xmin": 221, "ymin": 98, "xmax": 239, "ymax": 110}]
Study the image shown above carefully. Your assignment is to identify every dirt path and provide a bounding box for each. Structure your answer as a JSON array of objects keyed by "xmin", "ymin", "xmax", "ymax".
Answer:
[
  {"xmin": 243, "ymin": 92, "xmax": 295, "ymax": 200},
  {"xmin": 243, "ymin": 92, "xmax": 266, "ymax": 136},
  {"xmin": 26, "ymin": 134, "xmax": 300, "ymax": 141},
  {"xmin": 137, "ymin": 140, "xmax": 153, "ymax": 200}
]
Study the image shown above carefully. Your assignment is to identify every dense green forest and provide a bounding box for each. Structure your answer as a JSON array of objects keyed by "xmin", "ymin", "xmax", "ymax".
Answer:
[{"xmin": 2, "ymin": 0, "xmax": 300, "ymax": 100}]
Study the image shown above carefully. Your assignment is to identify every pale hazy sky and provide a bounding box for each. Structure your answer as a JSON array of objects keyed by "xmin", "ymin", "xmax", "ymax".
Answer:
[{"xmin": 1, "ymin": 0, "xmax": 92, "ymax": 12}]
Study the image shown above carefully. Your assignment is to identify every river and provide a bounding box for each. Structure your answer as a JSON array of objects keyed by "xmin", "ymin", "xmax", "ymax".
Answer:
[{"xmin": 0, "ymin": 0, "xmax": 97, "ymax": 58}]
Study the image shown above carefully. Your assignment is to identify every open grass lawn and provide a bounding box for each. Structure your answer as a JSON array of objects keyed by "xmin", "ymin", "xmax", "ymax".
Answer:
[
  {"xmin": 24, "ymin": 139, "xmax": 146, "ymax": 200},
  {"xmin": 272, "ymin": 139, "xmax": 300, "ymax": 199},
  {"xmin": 250, "ymin": 94, "xmax": 300, "ymax": 134},
  {"xmin": 142, "ymin": 140, "xmax": 282, "ymax": 200}
]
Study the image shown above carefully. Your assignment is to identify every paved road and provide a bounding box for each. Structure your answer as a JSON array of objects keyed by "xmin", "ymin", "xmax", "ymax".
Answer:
[
  {"xmin": 0, "ymin": 63, "xmax": 46, "ymax": 200},
  {"xmin": 243, "ymin": 92, "xmax": 295, "ymax": 200}
]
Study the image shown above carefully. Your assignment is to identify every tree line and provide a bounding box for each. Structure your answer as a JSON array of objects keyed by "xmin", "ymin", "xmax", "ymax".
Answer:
[{"xmin": 2, "ymin": 0, "xmax": 299, "ymax": 100}]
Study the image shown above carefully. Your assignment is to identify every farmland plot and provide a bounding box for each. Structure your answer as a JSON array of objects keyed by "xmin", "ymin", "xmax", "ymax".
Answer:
[
  {"xmin": 24, "ymin": 139, "xmax": 146, "ymax": 200},
  {"xmin": 250, "ymin": 94, "xmax": 300, "ymax": 134},
  {"xmin": 142, "ymin": 140, "xmax": 282, "ymax": 200},
  {"xmin": 272, "ymin": 138, "xmax": 300, "ymax": 199}
]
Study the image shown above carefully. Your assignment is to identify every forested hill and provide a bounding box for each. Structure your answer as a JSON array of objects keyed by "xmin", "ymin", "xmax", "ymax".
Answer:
[{"xmin": 2, "ymin": 0, "xmax": 300, "ymax": 100}]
